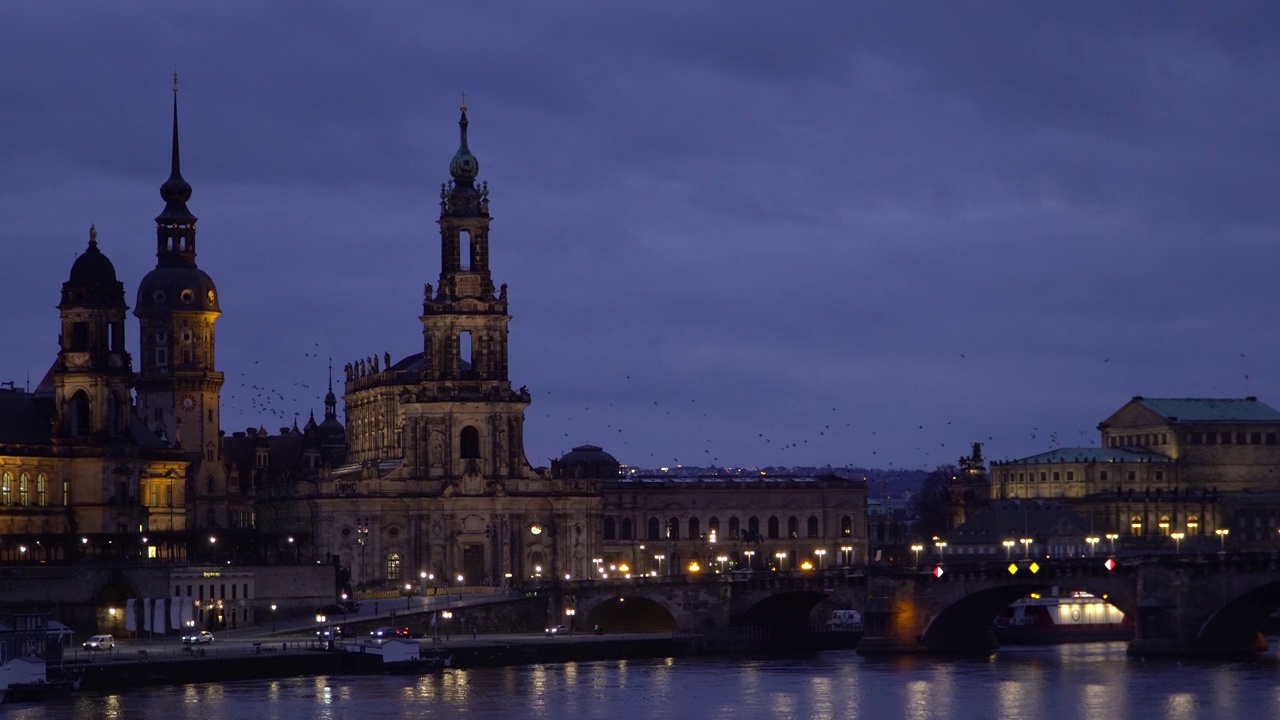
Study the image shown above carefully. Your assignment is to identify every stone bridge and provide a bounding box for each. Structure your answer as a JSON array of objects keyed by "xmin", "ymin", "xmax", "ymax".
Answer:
[{"xmin": 562, "ymin": 552, "xmax": 1280, "ymax": 657}]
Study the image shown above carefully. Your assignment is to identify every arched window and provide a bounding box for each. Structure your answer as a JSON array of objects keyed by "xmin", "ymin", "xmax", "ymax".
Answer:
[
  {"xmin": 708, "ymin": 517, "xmax": 720, "ymax": 538},
  {"xmin": 667, "ymin": 517, "xmax": 680, "ymax": 540},
  {"xmin": 728, "ymin": 516, "xmax": 740, "ymax": 539},
  {"xmin": 688, "ymin": 516, "xmax": 700, "ymax": 539},
  {"xmin": 386, "ymin": 552, "xmax": 401, "ymax": 582},
  {"xmin": 807, "ymin": 515, "xmax": 819, "ymax": 538},
  {"xmin": 69, "ymin": 391, "xmax": 90, "ymax": 437},
  {"xmin": 603, "ymin": 517, "xmax": 617, "ymax": 540},
  {"xmin": 648, "ymin": 517, "xmax": 660, "ymax": 541},
  {"xmin": 621, "ymin": 518, "xmax": 633, "ymax": 540},
  {"xmin": 19, "ymin": 473, "xmax": 29, "ymax": 506},
  {"xmin": 787, "ymin": 516, "xmax": 798, "ymax": 539},
  {"xmin": 1, "ymin": 472, "xmax": 11, "ymax": 506},
  {"xmin": 749, "ymin": 516, "xmax": 761, "ymax": 540},
  {"xmin": 36, "ymin": 474, "xmax": 47, "ymax": 507},
  {"xmin": 841, "ymin": 515, "xmax": 852, "ymax": 537},
  {"xmin": 460, "ymin": 426, "xmax": 480, "ymax": 459},
  {"xmin": 1130, "ymin": 515, "xmax": 1143, "ymax": 537},
  {"xmin": 767, "ymin": 516, "xmax": 779, "ymax": 539}
]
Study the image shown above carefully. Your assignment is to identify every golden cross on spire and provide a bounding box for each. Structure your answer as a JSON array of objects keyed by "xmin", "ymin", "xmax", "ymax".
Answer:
[
  {"xmin": 89, "ymin": 224, "xmax": 97, "ymax": 244},
  {"xmin": 173, "ymin": 71, "xmax": 179, "ymax": 94},
  {"xmin": 460, "ymin": 91, "xmax": 467, "ymax": 112}
]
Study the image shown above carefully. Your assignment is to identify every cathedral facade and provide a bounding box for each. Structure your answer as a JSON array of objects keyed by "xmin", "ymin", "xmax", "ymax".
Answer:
[{"xmin": 257, "ymin": 107, "xmax": 603, "ymax": 590}]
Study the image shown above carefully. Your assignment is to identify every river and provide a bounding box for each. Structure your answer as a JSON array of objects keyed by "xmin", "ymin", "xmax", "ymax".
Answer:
[{"xmin": 9, "ymin": 642, "xmax": 1280, "ymax": 719}]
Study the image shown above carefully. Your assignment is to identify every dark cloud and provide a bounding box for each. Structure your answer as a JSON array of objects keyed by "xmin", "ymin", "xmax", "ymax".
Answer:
[{"xmin": 2, "ymin": 3, "xmax": 1278, "ymax": 469}]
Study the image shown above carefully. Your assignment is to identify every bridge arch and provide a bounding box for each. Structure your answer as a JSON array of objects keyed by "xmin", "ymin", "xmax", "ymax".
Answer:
[
  {"xmin": 920, "ymin": 577, "xmax": 1134, "ymax": 653},
  {"xmin": 1194, "ymin": 577, "xmax": 1280, "ymax": 654},
  {"xmin": 733, "ymin": 589, "xmax": 830, "ymax": 630},
  {"xmin": 578, "ymin": 593, "xmax": 679, "ymax": 632}
]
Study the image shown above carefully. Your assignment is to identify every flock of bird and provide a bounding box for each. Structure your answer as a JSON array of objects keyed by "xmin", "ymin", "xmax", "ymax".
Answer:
[{"xmin": 217, "ymin": 344, "xmax": 1264, "ymax": 470}]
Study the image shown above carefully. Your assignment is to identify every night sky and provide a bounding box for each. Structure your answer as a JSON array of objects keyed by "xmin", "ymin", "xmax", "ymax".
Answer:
[{"xmin": 2, "ymin": 3, "xmax": 1278, "ymax": 472}]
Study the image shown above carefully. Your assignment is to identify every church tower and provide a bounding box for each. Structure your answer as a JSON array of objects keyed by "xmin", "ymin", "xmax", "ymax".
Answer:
[
  {"xmin": 133, "ymin": 80, "xmax": 227, "ymax": 528},
  {"xmin": 53, "ymin": 225, "xmax": 133, "ymax": 440}
]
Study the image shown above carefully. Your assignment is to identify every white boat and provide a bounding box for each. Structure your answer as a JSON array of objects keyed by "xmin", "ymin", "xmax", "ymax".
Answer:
[{"xmin": 994, "ymin": 591, "xmax": 1131, "ymax": 644}]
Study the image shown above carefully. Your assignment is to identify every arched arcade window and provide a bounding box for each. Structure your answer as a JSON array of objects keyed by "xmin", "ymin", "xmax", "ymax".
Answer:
[
  {"xmin": 603, "ymin": 517, "xmax": 617, "ymax": 540},
  {"xmin": 386, "ymin": 552, "xmax": 402, "ymax": 582},
  {"xmin": 460, "ymin": 426, "xmax": 480, "ymax": 459},
  {"xmin": 807, "ymin": 515, "xmax": 819, "ymax": 538}
]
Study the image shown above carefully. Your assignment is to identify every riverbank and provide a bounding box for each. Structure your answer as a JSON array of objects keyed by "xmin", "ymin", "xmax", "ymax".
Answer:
[{"xmin": 46, "ymin": 629, "xmax": 859, "ymax": 695}]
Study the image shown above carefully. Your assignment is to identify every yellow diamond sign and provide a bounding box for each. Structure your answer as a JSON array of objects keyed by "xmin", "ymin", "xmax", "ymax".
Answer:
[
  {"xmin": 1029, "ymin": 562, "xmax": 1040, "ymax": 574},
  {"xmin": 1007, "ymin": 563, "xmax": 1018, "ymax": 575}
]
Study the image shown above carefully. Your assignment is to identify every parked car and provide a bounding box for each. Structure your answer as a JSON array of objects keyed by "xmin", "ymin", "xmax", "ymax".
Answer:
[
  {"xmin": 370, "ymin": 626, "xmax": 410, "ymax": 639},
  {"xmin": 83, "ymin": 634, "xmax": 114, "ymax": 650},
  {"xmin": 182, "ymin": 630, "xmax": 215, "ymax": 645}
]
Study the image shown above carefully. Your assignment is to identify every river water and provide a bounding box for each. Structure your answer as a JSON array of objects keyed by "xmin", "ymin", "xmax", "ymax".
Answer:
[{"xmin": 9, "ymin": 643, "xmax": 1280, "ymax": 720}]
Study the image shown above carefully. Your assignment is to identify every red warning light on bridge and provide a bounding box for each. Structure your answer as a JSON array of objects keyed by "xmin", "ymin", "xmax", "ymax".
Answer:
[
  {"xmin": 933, "ymin": 566, "xmax": 945, "ymax": 578},
  {"xmin": 1104, "ymin": 558, "xmax": 1116, "ymax": 571}
]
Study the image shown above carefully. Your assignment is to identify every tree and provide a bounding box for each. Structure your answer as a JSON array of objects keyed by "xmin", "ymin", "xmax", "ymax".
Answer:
[{"xmin": 911, "ymin": 465, "xmax": 956, "ymax": 541}]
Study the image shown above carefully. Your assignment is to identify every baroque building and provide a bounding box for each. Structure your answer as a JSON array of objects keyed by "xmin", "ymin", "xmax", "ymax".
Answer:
[
  {"xmin": 257, "ymin": 106, "xmax": 603, "ymax": 590},
  {"xmin": 133, "ymin": 87, "xmax": 236, "ymax": 532},
  {"xmin": 0, "ymin": 224, "xmax": 188, "ymax": 562},
  {"xmin": 989, "ymin": 396, "xmax": 1280, "ymax": 548}
]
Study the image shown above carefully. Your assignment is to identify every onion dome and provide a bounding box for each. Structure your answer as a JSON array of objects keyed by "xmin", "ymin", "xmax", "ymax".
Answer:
[{"xmin": 448, "ymin": 105, "xmax": 479, "ymax": 184}]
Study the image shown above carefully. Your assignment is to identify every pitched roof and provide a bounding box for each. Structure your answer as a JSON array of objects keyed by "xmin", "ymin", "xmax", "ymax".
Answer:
[
  {"xmin": 1134, "ymin": 397, "xmax": 1280, "ymax": 423},
  {"xmin": 998, "ymin": 447, "xmax": 1172, "ymax": 465},
  {"xmin": 0, "ymin": 391, "xmax": 53, "ymax": 444},
  {"xmin": 945, "ymin": 500, "xmax": 1089, "ymax": 545}
]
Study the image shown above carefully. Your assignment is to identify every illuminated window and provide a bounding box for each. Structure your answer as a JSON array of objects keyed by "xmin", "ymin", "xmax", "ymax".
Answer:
[
  {"xmin": 19, "ymin": 473, "xmax": 29, "ymax": 506},
  {"xmin": 841, "ymin": 515, "xmax": 852, "ymax": 537},
  {"xmin": 37, "ymin": 474, "xmax": 47, "ymax": 507},
  {"xmin": 1, "ymin": 472, "xmax": 10, "ymax": 505},
  {"xmin": 386, "ymin": 553, "xmax": 401, "ymax": 581}
]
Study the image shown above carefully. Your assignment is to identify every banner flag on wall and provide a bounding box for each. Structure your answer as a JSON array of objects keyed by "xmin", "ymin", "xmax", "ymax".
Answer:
[
  {"xmin": 142, "ymin": 597, "xmax": 152, "ymax": 633},
  {"xmin": 152, "ymin": 599, "xmax": 166, "ymax": 633},
  {"xmin": 170, "ymin": 596, "xmax": 182, "ymax": 629},
  {"xmin": 125, "ymin": 598, "xmax": 137, "ymax": 633}
]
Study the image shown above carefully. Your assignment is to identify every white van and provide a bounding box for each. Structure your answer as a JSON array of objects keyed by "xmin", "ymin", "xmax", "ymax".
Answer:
[{"xmin": 82, "ymin": 634, "xmax": 114, "ymax": 650}]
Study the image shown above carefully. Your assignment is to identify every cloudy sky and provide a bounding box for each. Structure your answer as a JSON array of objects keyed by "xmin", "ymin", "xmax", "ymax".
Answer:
[{"xmin": 2, "ymin": 3, "xmax": 1278, "ymax": 472}]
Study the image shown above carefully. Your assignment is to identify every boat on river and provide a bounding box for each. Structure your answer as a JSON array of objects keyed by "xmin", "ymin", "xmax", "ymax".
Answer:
[{"xmin": 994, "ymin": 591, "xmax": 1131, "ymax": 644}]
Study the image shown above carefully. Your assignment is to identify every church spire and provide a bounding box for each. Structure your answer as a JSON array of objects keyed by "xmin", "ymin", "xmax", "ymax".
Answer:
[
  {"xmin": 157, "ymin": 73, "xmax": 196, "ymax": 227},
  {"xmin": 448, "ymin": 99, "xmax": 480, "ymax": 186}
]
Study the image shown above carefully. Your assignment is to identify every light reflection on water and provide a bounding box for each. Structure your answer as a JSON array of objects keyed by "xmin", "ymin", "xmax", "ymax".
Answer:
[{"xmin": 11, "ymin": 643, "xmax": 1280, "ymax": 720}]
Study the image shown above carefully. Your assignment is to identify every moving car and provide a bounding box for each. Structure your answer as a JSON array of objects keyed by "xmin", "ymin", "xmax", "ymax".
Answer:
[
  {"xmin": 544, "ymin": 625, "xmax": 567, "ymax": 635},
  {"xmin": 182, "ymin": 630, "xmax": 215, "ymax": 645},
  {"xmin": 316, "ymin": 626, "xmax": 354, "ymax": 639},
  {"xmin": 82, "ymin": 634, "xmax": 114, "ymax": 650},
  {"xmin": 370, "ymin": 626, "xmax": 410, "ymax": 639}
]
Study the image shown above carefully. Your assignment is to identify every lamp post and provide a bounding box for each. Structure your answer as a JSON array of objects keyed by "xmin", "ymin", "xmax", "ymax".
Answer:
[
  {"xmin": 742, "ymin": 550, "xmax": 754, "ymax": 572},
  {"xmin": 356, "ymin": 520, "xmax": 370, "ymax": 588},
  {"xmin": 1020, "ymin": 537, "xmax": 1032, "ymax": 559},
  {"xmin": 910, "ymin": 544, "xmax": 924, "ymax": 566},
  {"xmin": 1105, "ymin": 533, "xmax": 1119, "ymax": 553},
  {"xmin": 1171, "ymin": 532, "xmax": 1184, "ymax": 555},
  {"xmin": 934, "ymin": 541, "xmax": 947, "ymax": 559},
  {"xmin": 405, "ymin": 583, "xmax": 413, "ymax": 608},
  {"xmin": 1002, "ymin": 540, "xmax": 1015, "ymax": 560},
  {"xmin": 1085, "ymin": 536, "xmax": 1100, "ymax": 557},
  {"xmin": 775, "ymin": 551, "xmax": 787, "ymax": 571},
  {"xmin": 654, "ymin": 554, "xmax": 664, "ymax": 576},
  {"xmin": 1216, "ymin": 528, "xmax": 1229, "ymax": 552},
  {"xmin": 270, "ymin": 604, "xmax": 277, "ymax": 632},
  {"xmin": 565, "ymin": 607, "xmax": 576, "ymax": 636},
  {"xmin": 441, "ymin": 609, "xmax": 452, "ymax": 641},
  {"xmin": 839, "ymin": 545, "xmax": 853, "ymax": 567},
  {"xmin": 814, "ymin": 548, "xmax": 827, "ymax": 570}
]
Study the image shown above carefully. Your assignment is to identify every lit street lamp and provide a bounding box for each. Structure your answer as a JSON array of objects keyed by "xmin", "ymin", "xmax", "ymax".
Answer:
[
  {"xmin": 1171, "ymin": 532, "xmax": 1184, "ymax": 555},
  {"xmin": 775, "ymin": 551, "xmax": 788, "ymax": 571},
  {"xmin": 1216, "ymin": 528, "xmax": 1229, "ymax": 552},
  {"xmin": 1085, "ymin": 536, "xmax": 1100, "ymax": 557},
  {"xmin": 814, "ymin": 548, "xmax": 827, "ymax": 570},
  {"xmin": 565, "ymin": 607, "xmax": 576, "ymax": 635},
  {"xmin": 839, "ymin": 545, "xmax": 853, "ymax": 567},
  {"xmin": 1020, "ymin": 537, "xmax": 1033, "ymax": 559},
  {"xmin": 910, "ymin": 544, "xmax": 924, "ymax": 565},
  {"xmin": 934, "ymin": 541, "xmax": 947, "ymax": 559},
  {"xmin": 1002, "ymin": 540, "xmax": 1015, "ymax": 560},
  {"xmin": 1105, "ymin": 533, "xmax": 1119, "ymax": 552},
  {"xmin": 742, "ymin": 550, "xmax": 754, "ymax": 571},
  {"xmin": 654, "ymin": 554, "xmax": 665, "ymax": 576}
]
